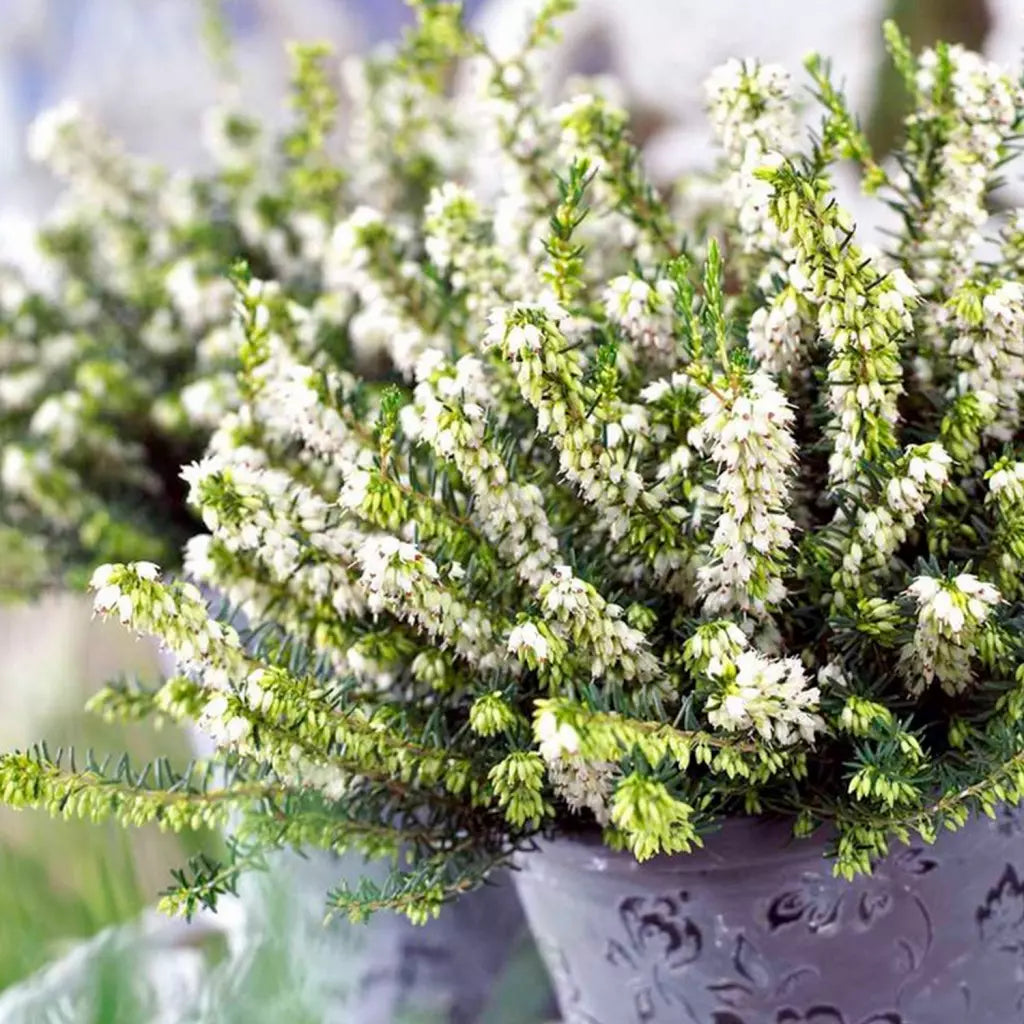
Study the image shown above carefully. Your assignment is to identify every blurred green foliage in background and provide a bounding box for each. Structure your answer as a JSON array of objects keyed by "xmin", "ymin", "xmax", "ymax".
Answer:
[{"xmin": 0, "ymin": 707, "xmax": 213, "ymax": 994}]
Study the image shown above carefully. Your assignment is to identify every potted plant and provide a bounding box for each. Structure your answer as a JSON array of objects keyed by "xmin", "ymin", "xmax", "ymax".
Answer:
[{"xmin": 3, "ymin": 5, "xmax": 1024, "ymax": 1021}]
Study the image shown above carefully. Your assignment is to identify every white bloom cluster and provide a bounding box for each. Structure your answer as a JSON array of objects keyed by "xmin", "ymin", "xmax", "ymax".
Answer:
[
  {"xmin": 983, "ymin": 456, "xmax": 1024, "ymax": 599},
  {"xmin": 471, "ymin": 58, "xmax": 559, "ymax": 297},
  {"xmin": 249, "ymin": 337, "xmax": 368, "ymax": 478},
  {"xmin": 947, "ymin": 279, "xmax": 1024, "ymax": 440},
  {"xmin": 545, "ymin": 756, "xmax": 617, "ymax": 826},
  {"xmin": 356, "ymin": 535, "xmax": 502, "ymax": 670},
  {"xmin": 551, "ymin": 93, "xmax": 616, "ymax": 178},
  {"xmin": 747, "ymin": 275, "xmax": 814, "ymax": 375},
  {"xmin": 1, "ymin": 444, "xmax": 116, "ymax": 533},
  {"xmin": 198, "ymin": 692, "xmax": 254, "ymax": 748},
  {"xmin": 423, "ymin": 182, "xmax": 508, "ymax": 318},
  {"xmin": 682, "ymin": 618, "xmax": 823, "ymax": 745},
  {"xmin": 323, "ymin": 206, "xmax": 393, "ymax": 293},
  {"xmin": 341, "ymin": 51, "xmax": 468, "ymax": 215},
  {"xmin": 91, "ymin": 568, "xmax": 357, "ymax": 802},
  {"xmin": 91, "ymin": 560, "xmax": 161, "ymax": 622},
  {"xmin": 603, "ymin": 274, "xmax": 676, "ymax": 358},
  {"xmin": 640, "ymin": 373, "xmax": 704, "ymax": 514},
  {"xmin": 26, "ymin": 100, "xmax": 84, "ymax": 170},
  {"xmin": 766, "ymin": 163, "xmax": 925, "ymax": 491},
  {"xmin": 909, "ymin": 45, "xmax": 1023, "ymax": 290},
  {"xmin": 703, "ymin": 643, "xmax": 824, "ymax": 746},
  {"xmin": 532, "ymin": 712, "xmax": 610, "ymax": 823},
  {"xmin": 175, "ymin": 375, "xmax": 239, "ymax": 432},
  {"xmin": 484, "ymin": 306, "xmax": 687, "ymax": 564},
  {"xmin": 901, "ymin": 573, "xmax": 1001, "ymax": 695},
  {"xmin": 840, "ymin": 442, "xmax": 952, "ymax": 591},
  {"xmin": 507, "ymin": 621, "xmax": 552, "ymax": 665},
  {"xmin": 27, "ymin": 101, "xmax": 138, "ymax": 219},
  {"xmin": 534, "ymin": 710, "xmax": 615, "ymax": 825},
  {"xmin": 324, "ymin": 207, "xmax": 440, "ymax": 375},
  {"xmin": 423, "ymin": 182, "xmax": 479, "ymax": 274},
  {"xmin": 705, "ymin": 59, "xmax": 799, "ymax": 256},
  {"xmin": 0, "ymin": 365, "xmax": 45, "ymax": 413},
  {"xmin": 683, "ymin": 619, "xmax": 748, "ymax": 673},
  {"xmin": 539, "ymin": 565, "xmax": 660, "ymax": 684},
  {"xmin": 820, "ymin": 263, "xmax": 918, "ymax": 485},
  {"xmin": 551, "ymin": 93, "xmax": 651, "ymax": 265},
  {"xmin": 412, "ymin": 355, "xmax": 560, "ymax": 589},
  {"xmin": 164, "ymin": 258, "xmax": 235, "ymax": 335},
  {"xmin": 696, "ymin": 370, "xmax": 796, "ymax": 616},
  {"xmin": 90, "ymin": 563, "xmax": 244, "ymax": 682},
  {"xmin": 987, "ymin": 458, "xmax": 1024, "ymax": 506},
  {"xmin": 182, "ymin": 449, "xmax": 367, "ymax": 626}
]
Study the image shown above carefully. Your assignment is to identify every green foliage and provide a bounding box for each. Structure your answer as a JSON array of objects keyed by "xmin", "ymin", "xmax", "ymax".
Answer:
[
  {"xmin": 610, "ymin": 774, "xmax": 699, "ymax": 860},
  {"xmin": 0, "ymin": 831, "xmax": 143, "ymax": 994}
]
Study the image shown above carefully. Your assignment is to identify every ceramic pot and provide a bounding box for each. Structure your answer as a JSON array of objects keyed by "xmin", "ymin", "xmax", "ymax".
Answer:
[{"xmin": 513, "ymin": 810, "xmax": 1024, "ymax": 1023}]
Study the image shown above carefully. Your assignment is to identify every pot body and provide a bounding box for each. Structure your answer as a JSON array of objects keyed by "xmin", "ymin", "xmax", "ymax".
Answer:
[{"xmin": 513, "ymin": 810, "xmax": 1024, "ymax": 1024}]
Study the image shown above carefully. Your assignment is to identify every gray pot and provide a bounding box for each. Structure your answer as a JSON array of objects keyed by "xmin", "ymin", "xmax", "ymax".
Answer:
[{"xmin": 513, "ymin": 809, "xmax": 1024, "ymax": 1023}]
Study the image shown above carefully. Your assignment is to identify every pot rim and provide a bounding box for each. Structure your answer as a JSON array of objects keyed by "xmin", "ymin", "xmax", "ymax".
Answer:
[{"xmin": 517, "ymin": 815, "xmax": 837, "ymax": 876}]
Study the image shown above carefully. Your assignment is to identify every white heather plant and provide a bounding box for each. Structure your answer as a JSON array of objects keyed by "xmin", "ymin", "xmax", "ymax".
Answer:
[{"xmin": 3, "ymin": 5, "xmax": 1024, "ymax": 922}]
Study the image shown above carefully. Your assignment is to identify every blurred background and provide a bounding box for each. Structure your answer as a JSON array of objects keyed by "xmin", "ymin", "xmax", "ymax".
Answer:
[{"xmin": 0, "ymin": 1, "xmax": 1018, "ymax": 1021}]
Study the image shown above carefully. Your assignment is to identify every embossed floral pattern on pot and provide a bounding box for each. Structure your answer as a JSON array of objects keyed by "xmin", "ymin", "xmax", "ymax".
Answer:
[{"xmin": 604, "ymin": 892, "xmax": 703, "ymax": 1021}]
